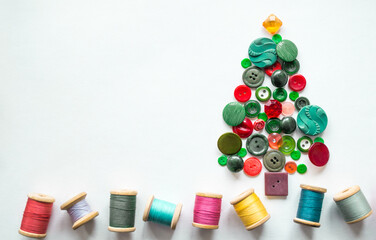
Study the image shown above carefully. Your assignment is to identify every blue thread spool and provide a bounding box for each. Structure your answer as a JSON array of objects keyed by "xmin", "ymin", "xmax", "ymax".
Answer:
[
  {"xmin": 142, "ymin": 195, "xmax": 182, "ymax": 229},
  {"xmin": 293, "ymin": 184, "xmax": 327, "ymax": 227}
]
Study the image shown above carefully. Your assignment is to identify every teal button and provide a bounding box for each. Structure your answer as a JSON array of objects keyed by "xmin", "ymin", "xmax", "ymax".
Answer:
[
  {"xmin": 222, "ymin": 102, "xmax": 246, "ymax": 126},
  {"xmin": 297, "ymin": 105, "xmax": 328, "ymax": 136},
  {"xmin": 248, "ymin": 38, "xmax": 277, "ymax": 68},
  {"xmin": 276, "ymin": 40, "xmax": 298, "ymax": 62}
]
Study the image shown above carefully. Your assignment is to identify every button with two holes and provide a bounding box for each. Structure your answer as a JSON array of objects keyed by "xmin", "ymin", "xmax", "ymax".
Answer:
[
  {"xmin": 246, "ymin": 133, "xmax": 269, "ymax": 156},
  {"xmin": 263, "ymin": 150, "xmax": 286, "ymax": 172},
  {"xmin": 242, "ymin": 66, "xmax": 265, "ymax": 88}
]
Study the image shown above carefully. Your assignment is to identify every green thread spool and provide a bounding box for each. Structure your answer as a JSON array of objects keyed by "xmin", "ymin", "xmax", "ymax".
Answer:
[
  {"xmin": 108, "ymin": 190, "xmax": 137, "ymax": 233},
  {"xmin": 143, "ymin": 195, "xmax": 182, "ymax": 229},
  {"xmin": 333, "ymin": 185, "xmax": 373, "ymax": 224}
]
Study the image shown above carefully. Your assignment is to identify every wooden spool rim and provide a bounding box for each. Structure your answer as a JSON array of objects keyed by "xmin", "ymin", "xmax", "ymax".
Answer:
[
  {"xmin": 18, "ymin": 229, "xmax": 47, "ymax": 239},
  {"xmin": 346, "ymin": 210, "xmax": 373, "ymax": 224},
  {"xmin": 300, "ymin": 184, "xmax": 327, "ymax": 193},
  {"xmin": 142, "ymin": 195, "xmax": 154, "ymax": 222},
  {"xmin": 110, "ymin": 189, "xmax": 138, "ymax": 196},
  {"xmin": 192, "ymin": 222, "xmax": 219, "ymax": 229},
  {"xmin": 196, "ymin": 192, "xmax": 223, "ymax": 199},
  {"xmin": 72, "ymin": 211, "xmax": 99, "ymax": 230},
  {"xmin": 171, "ymin": 203, "xmax": 182, "ymax": 229},
  {"xmin": 28, "ymin": 193, "xmax": 55, "ymax": 203},
  {"xmin": 293, "ymin": 218, "xmax": 321, "ymax": 227},
  {"xmin": 230, "ymin": 188, "xmax": 254, "ymax": 205},
  {"xmin": 333, "ymin": 185, "xmax": 360, "ymax": 202},
  {"xmin": 246, "ymin": 214, "xmax": 270, "ymax": 230},
  {"xmin": 60, "ymin": 192, "xmax": 87, "ymax": 210},
  {"xmin": 108, "ymin": 226, "xmax": 136, "ymax": 233}
]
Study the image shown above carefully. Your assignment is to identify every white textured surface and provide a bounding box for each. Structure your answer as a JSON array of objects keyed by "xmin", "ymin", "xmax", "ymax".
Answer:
[{"xmin": 0, "ymin": 0, "xmax": 375, "ymax": 239}]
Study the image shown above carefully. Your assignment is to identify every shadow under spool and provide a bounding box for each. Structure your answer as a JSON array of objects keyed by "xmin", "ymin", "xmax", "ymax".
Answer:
[
  {"xmin": 143, "ymin": 195, "xmax": 182, "ymax": 229},
  {"xmin": 19, "ymin": 193, "xmax": 55, "ymax": 239},
  {"xmin": 60, "ymin": 192, "xmax": 99, "ymax": 230},
  {"xmin": 293, "ymin": 184, "xmax": 327, "ymax": 227},
  {"xmin": 108, "ymin": 189, "xmax": 137, "ymax": 232},
  {"xmin": 333, "ymin": 185, "xmax": 373, "ymax": 224},
  {"xmin": 230, "ymin": 188, "xmax": 270, "ymax": 230},
  {"xmin": 192, "ymin": 192, "xmax": 223, "ymax": 230}
]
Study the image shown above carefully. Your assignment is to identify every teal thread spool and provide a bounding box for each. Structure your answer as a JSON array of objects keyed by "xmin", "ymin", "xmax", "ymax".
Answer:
[
  {"xmin": 293, "ymin": 184, "xmax": 327, "ymax": 227},
  {"xmin": 333, "ymin": 186, "xmax": 373, "ymax": 224},
  {"xmin": 108, "ymin": 190, "xmax": 137, "ymax": 233},
  {"xmin": 143, "ymin": 195, "xmax": 182, "ymax": 229}
]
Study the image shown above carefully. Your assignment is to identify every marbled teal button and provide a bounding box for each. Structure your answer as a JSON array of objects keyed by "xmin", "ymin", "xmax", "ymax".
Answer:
[
  {"xmin": 248, "ymin": 38, "xmax": 277, "ymax": 68},
  {"xmin": 297, "ymin": 105, "xmax": 328, "ymax": 136}
]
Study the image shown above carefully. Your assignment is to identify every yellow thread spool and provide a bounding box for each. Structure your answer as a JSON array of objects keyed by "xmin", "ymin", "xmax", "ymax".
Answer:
[{"xmin": 230, "ymin": 188, "xmax": 270, "ymax": 230}]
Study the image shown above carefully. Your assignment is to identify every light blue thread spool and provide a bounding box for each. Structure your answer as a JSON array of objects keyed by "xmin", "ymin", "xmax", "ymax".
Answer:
[
  {"xmin": 143, "ymin": 195, "xmax": 182, "ymax": 229},
  {"xmin": 294, "ymin": 184, "xmax": 327, "ymax": 227},
  {"xmin": 333, "ymin": 186, "xmax": 373, "ymax": 223}
]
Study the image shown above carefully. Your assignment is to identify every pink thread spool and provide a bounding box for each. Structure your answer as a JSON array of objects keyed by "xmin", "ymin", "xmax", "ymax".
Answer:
[{"xmin": 192, "ymin": 192, "xmax": 222, "ymax": 229}]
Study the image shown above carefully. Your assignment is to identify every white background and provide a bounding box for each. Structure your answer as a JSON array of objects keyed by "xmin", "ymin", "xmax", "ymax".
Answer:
[{"xmin": 1, "ymin": 0, "xmax": 376, "ymax": 239}]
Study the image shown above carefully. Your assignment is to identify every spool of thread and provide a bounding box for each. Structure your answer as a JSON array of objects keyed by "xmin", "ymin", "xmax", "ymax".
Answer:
[
  {"xmin": 230, "ymin": 188, "xmax": 270, "ymax": 230},
  {"xmin": 293, "ymin": 184, "xmax": 327, "ymax": 227},
  {"xmin": 108, "ymin": 190, "xmax": 137, "ymax": 232},
  {"xmin": 60, "ymin": 192, "xmax": 99, "ymax": 230},
  {"xmin": 19, "ymin": 193, "xmax": 55, "ymax": 239},
  {"xmin": 143, "ymin": 195, "xmax": 182, "ymax": 229},
  {"xmin": 333, "ymin": 185, "xmax": 373, "ymax": 224},
  {"xmin": 192, "ymin": 192, "xmax": 223, "ymax": 229}
]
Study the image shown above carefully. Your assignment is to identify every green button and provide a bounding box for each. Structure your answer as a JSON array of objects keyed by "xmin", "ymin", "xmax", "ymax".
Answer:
[
  {"xmin": 276, "ymin": 40, "xmax": 298, "ymax": 62},
  {"xmin": 263, "ymin": 150, "xmax": 286, "ymax": 172},
  {"xmin": 258, "ymin": 112, "xmax": 268, "ymax": 121},
  {"xmin": 281, "ymin": 116, "xmax": 296, "ymax": 134},
  {"xmin": 241, "ymin": 58, "xmax": 252, "ymax": 68},
  {"xmin": 314, "ymin": 137, "xmax": 324, "ymax": 144},
  {"xmin": 282, "ymin": 59, "xmax": 300, "ymax": 75},
  {"xmin": 265, "ymin": 118, "xmax": 282, "ymax": 134},
  {"xmin": 295, "ymin": 97, "xmax": 310, "ymax": 111},
  {"xmin": 271, "ymin": 70, "xmax": 288, "ymax": 88},
  {"xmin": 244, "ymin": 100, "xmax": 261, "ymax": 118},
  {"xmin": 297, "ymin": 136, "xmax": 313, "ymax": 152},
  {"xmin": 242, "ymin": 66, "xmax": 265, "ymax": 88},
  {"xmin": 227, "ymin": 155, "xmax": 244, "ymax": 173},
  {"xmin": 291, "ymin": 150, "xmax": 301, "ymax": 160},
  {"xmin": 272, "ymin": 34, "xmax": 282, "ymax": 44},
  {"xmin": 237, "ymin": 148, "xmax": 247, "ymax": 158},
  {"xmin": 246, "ymin": 133, "xmax": 269, "ymax": 156},
  {"xmin": 273, "ymin": 88, "xmax": 287, "ymax": 102},
  {"xmin": 297, "ymin": 164, "xmax": 307, "ymax": 174},
  {"xmin": 289, "ymin": 91, "xmax": 299, "ymax": 101},
  {"xmin": 279, "ymin": 135, "xmax": 296, "ymax": 155},
  {"xmin": 222, "ymin": 102, "xmax": 246, "ymax": 126},
  {"xmin": 256, "ymin": 86, "xmax": 271, "ymax": 102},
  {"xmin": 217, "ymin": 132, "xmax": 242, "ymax": 155},
  {"xmin": 218, "ymin": 155, "xmax": 228, "ymax": 166}
]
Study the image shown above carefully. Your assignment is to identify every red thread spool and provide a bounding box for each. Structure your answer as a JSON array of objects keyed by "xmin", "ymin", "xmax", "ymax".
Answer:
[
  {"xmin": 19, "ymin": 193, "xmax": 55, "ymax": 239},
  {"xmin": 192, "ymin": 192, "xmax": 222, "ymax": 229}
]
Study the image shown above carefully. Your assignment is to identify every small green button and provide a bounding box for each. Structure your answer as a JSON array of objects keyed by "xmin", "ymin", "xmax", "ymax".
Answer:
[
  {"xmin": 282, "ymin": 59, "xmax": 300, "ymax": 75},
  {"xmin": 258, "ymin": 112, "xmax": 268, "ymax": 121},
  {"xmin": 314, "ymin": 137, "xmax": 324, "ymax": 144},
  {"xmin": 237, "ymin": 148, "xmax": 247, "ymax": 158},
  {"xmin": 256, "ymin": 86, "xmax": 271, "ymax": 102},
  {"xmin": 218, "ymin": 155, "xmax": 228, "ymax": 166},
  {"xmin": 297, "ymin": 136, "xmax": 313, "ymax": 152},
  {"xmin": 279, "ymin": 135, "xmax": 296, "ymax": 155},
  {"xmin": 227, "ymin": 155, "xmax": 244, "ymax": 173},
  {"xmin": 244, "ymin": 100, "xmax": 261, "ymax": 118},
  {"xmin": 276, "ymin": 40, "xmax": 298, "ymax": 62},
  {"xmin": 289, "ymin": 91, "xmax": 299, "ymax": 101},
  {"xmin": 272, "ymin": 34, "xmax": 282, "ymax": 44},
  {"xmin": 241, "ymin": 58, "xmax": 252, "ymax": 68},
  {"xmin": 217, "ymin": 132, "xmax": 242, "ymax": 155},
  {"xmin": 297, "ymin": 164, "xmax": 307, "ymax": 174},
  {"xmin": 265, "ymin": 118, "xmax": 282, "ymax": 134},
  {"xmin": 273, "ymin": 88, "xmax": 287, "ymax": 102},
  {"xmin": 222, "ymin": 102, "xmax": 246, "ymax": 126},
  {"xmin": 291, "ymin": 150, "xmax": 301, "ymax": 160}
]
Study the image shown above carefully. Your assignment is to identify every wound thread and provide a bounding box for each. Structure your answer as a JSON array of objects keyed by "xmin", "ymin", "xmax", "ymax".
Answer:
[
  {"xmin": 192, "ymin": 193, "xmax": 222, "ymax": 229},
  {"xmin": 109, "ymin": 194, "xmax": 136, "ymax": 229}
]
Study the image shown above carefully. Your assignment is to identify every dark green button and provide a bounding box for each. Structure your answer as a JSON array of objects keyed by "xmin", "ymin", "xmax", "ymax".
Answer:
[
  {"xmin": 258, "ymin": 112, "xmax": 268, "ymax": 121},
  {"xmin": 246, "ymin": 133, "xmax": 269, "ymax": 156},
  {"xmin": 244, "ymin": 100, "xmax": 261, "ymax": 118},
  {"xmin": 272, "ymin": 34, "xmax": 282, "ymax": 44},
  {"xmin": 242, "ymin": 66, "xmax": 265, "ymax": 88},
  {"xmin": 297, "ymin": 164, "xmax": 307, "ymax": 174},
  {"xmin": 217, "ymin": 132, "xmax": 242, "ymax": 155},
  {"xmin": 227, "ymin": 155, "xmax": 244, "ymax": 172},
  {"xmin": 241, "ymin": 58, "xmax": 252, "ymax": 68},
  {"xmin": 289, "ymin": 91, "xmax": 299, "ymax": 101},
  {"xmin": 255, "ymin": 86, "xmax": 271, "ymax": 102},
  {"xmin": 276, "ymin": 40, "xmax": 298, "ymax": 62},
  {"xmin": 237, "ymin": 148, "xmax": 247, "ymax": 158},
  {"xmin": 314, "ymin": 137, "xmax": 324, "ymax": 144},
  {"xmin": 271, "ymin": 70, "xmax": 288, "ymax": 88},
  {"xmin": 222, "ymin": 102, "xmax": 246, "ymax": 126},
  {"xmin": 273, "ymin": 88, "xmax": 287, "ymax": 102},
  {"xmin": 282, "ymin": 59, "xmax": 300, "ymax": 75},
  {"xmin": 218, "ymin": 155, "xmax": 228, "ymax": 166},
  {"xmin": 263, "ymin": 150, "xmax": 286, "ymax": 172},
  {"xmin": 279, "ymin": 135, "xmax": 296, "ymax": 155},
  {"xmin": 291, "ymin": 150, "xmax": 301, "ymax": 160},
  {"xmin": 297, "ymin": 136, "xmax": 313, "ymax": 152},
  {"xmin": 295, "ymin": 97, "xmax": 310, "ymax": 111},
  {"xmin": 281, "ymin": 117, "xmax": 296, "ymax": 134},
  {"xmin": 265, "ymin": 118, "xmax": 281, "ymax": 134}
]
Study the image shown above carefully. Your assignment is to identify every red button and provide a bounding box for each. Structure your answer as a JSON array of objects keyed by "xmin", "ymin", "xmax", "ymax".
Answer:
[
  {"xmin": 264, "ymin": 100, "xmax": 282, "ymax": 118},
  {"xmin": 244, "ymin": 157, "xmax": 262, "ymax": 176},
  {"xmin": 234, "ymin": 85, "xmax": 252, "ymax": 102},
  {"xmin": 253, "ymin": 119, "xmax": 265, "ymax": 131},
  {"xmin": 232, "ymin": 118, "xmax": 253, "ymax": 138},
  {"xmin": 288, "ymin": 74, "xmax": 306, "ymax": 92},
  {"xmin": 264, "ymin": 61, "xmax": 281, "ymax": 76},
  {"xmin": 308, "ymin": 142, "xmax": 329, "ymax": 167}
]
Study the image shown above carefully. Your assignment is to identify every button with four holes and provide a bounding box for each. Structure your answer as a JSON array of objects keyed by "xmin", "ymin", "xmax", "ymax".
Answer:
[
  {"xmin": 263, "ymin": 150, "xmax": 286, "ymax": 172},
  {"xmin": 242, "ymin": 66, "xmax": 265, "ymax": 88}
]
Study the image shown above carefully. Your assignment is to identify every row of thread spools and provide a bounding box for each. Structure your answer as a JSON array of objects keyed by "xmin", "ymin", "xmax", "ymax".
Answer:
[{"xmin": 19, "ymin": 185, "xmax": 373, "ymax": 238}]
